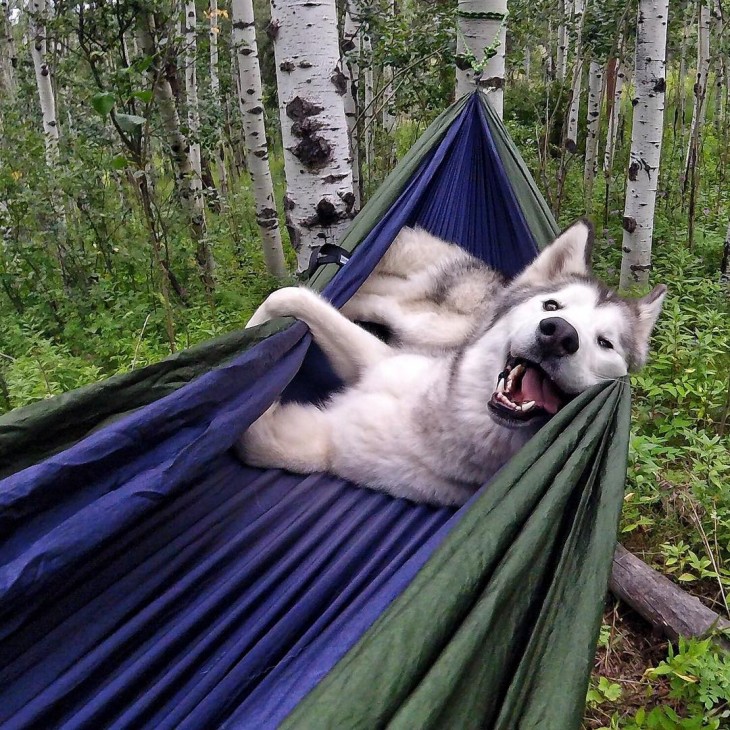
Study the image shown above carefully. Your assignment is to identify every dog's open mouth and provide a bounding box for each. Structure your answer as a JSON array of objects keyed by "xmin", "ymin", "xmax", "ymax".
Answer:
[{"xmin": 488, "ymin": 357, "xmax": 569, "ymax": 421}]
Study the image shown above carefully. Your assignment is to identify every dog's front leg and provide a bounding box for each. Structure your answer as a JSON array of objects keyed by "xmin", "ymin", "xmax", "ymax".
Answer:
[{"xmin": 246, "ymin": 287, "xmax": 393, "ymax": 383}]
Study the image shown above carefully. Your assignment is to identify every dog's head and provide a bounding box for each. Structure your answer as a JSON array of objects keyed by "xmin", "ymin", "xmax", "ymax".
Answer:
[{"xmin": 486, "ymin": 219, "xmax": 666, "ymax": 428}]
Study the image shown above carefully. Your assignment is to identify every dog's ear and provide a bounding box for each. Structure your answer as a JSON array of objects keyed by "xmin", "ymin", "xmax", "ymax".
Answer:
[
  {"xmin": 629, "ymin": 284, "xmax": 668, "ymax": 369},
  {"xmin": 513, "ymin": 219, "xmax": 594, "ymax": 286}
]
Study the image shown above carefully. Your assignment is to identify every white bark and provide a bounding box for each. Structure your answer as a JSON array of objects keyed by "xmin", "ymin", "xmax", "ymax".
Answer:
[
  {"xmin": 603, "ymin": 58, "xmax": 625, "ymax": 175},
  {"xmin": 456, "ymin": 0, "xmax": 507, "ymax": 118},
  {"xmin": 270, "ymin": 0, "xmax": 355, "ymax": 271},
  {"xmin": 184, "ymin": 1, "xmax": 203, "ymax": 185},
  {"xmin": 557, "ymin": 0, "xmax": 570, "ymax": 81},
  {"xmin": 583, "ymin": 59, "xmax": 604, "ymax": 207},
  {"xmin": 565, "ymin": 0, "xmax": 585, "ymax": 151},
  {"xmin": 684, "ymin": 1, "xmax": 711, "ymax": 179},
  {"xmin": 0, "ymin": 0, "xmax": 16, "ymax": 96},
  {"xmin": 620, "ymin": 0, "xmax": 669, "ymax": 290},
  {"xmin": 209, "ymin": 0, "xmax": 220, "ymax": 96},
  {"xmin": 342, "ymin": 2, "xmax": 361, "ymax": 210},
  {"xmin": 209, "ymin": 0, "xmax": 228, "ymax": 196},
  {"xmin": 29, "ymin": 0, "xmax": 59, "ymax": 166},
  {"xmin": 231, "ymin": 0, "xmax": 286, "ymax": 278}
]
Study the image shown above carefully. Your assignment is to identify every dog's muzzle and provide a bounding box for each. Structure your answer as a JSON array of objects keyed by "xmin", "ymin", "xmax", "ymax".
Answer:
[{"xmin": 488, "ymin": 356, "xmax": 571, "ymax": 423}]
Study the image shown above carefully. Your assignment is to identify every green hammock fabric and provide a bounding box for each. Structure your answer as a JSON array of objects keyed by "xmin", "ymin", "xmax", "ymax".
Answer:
[{"xmin": 282, "ymin": 380, "xmax": 630, "ymax": 729}]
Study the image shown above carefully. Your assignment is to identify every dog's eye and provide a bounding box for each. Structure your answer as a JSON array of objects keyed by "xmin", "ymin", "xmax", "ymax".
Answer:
[
  {"xmin": 598, "ymin": 336, "xmax": 614, "ymax": 350},
  {"xmin": 542, "ymin": 299, "xmax": 561, "ymax": 311}
]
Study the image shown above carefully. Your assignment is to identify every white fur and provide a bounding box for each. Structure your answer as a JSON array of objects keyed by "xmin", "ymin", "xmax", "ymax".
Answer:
[{"xmin": 238, "ymin": 222, "xmax": 666, "ymax": 506}]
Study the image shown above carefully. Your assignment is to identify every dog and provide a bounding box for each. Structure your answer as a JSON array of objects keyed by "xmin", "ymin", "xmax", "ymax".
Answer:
[{"xmin": 237, "ymin": 220, "xmax": 666, "ymax": 506}]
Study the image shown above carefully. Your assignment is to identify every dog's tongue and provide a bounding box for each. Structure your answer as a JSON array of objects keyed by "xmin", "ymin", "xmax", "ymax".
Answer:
[{"xmin": 521, "ymin": 367, "xmax": 562, "ymax": 415}]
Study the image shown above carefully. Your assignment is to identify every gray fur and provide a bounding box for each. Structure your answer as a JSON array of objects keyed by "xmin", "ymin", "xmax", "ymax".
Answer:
[{"xmin": 239, "ymin": 222, "xmax": 666, "ymax": 506}]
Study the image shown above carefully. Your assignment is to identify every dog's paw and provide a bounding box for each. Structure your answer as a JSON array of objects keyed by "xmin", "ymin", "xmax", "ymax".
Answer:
[{"xmin": 246, "ymin": 287, "xmax": 311, "ymax": 328}]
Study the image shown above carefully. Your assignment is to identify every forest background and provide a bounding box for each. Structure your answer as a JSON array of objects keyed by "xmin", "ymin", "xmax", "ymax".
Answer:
[{"xmin": 0, "ymin": 0, "xmax": 729, "ymax": 727}]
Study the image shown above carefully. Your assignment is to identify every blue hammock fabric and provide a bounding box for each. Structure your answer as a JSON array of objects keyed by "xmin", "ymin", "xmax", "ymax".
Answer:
[{"xmin": 1, "ymin": 95, "xmax": 559, "ymax": 728}]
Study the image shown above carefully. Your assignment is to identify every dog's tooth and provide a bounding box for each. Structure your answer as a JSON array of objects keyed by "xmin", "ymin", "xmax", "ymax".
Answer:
[
  {"xmin": 521, "ymin": 400, "xmax": 536, "ymax": 410},
  {"xmin": 497, "ymin": 393, "xmax": 516, "ymax": 409}
]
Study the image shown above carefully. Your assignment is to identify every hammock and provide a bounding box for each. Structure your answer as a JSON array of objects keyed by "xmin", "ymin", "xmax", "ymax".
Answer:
[{"xmin": 0, "ymin": 93, "xmax": 630, "ymax": 729}]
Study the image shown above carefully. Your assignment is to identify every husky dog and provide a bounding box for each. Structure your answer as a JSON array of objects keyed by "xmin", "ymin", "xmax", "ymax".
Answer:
[{"xmin": 238, "ymin": 220, "xmax": 666, "ymax": 506}]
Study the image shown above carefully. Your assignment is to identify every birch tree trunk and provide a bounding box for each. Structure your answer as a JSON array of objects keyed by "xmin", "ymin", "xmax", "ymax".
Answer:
[
  {"xmin": 184, "ymin": 1, "xmax": 204, "ymax": 190},
  {"xmin": 231, "ymin": 0, "xmax": 286, "ymax": 278},
  {"xmin": 677, "ymin": 6, "xmax": 692, "ymax": 144},
  {"xmin": 342, "ymin": 2, "xmax": 362, "ymax": 210},
  {"xmin": 557, "ymin": 0, "xmax": 570, "ymax": 82},
  {"xmin": 138, "ymin": 11, "xmax": 214, "ymax": 294},
  {"xmin": 28, "ymin": 0, "xmax": 72, "ymax": 288},
  {"xmin": 583, "ymin": 59, "xmax": 604, "ymax": 210},
  {"xmin": 455, "ymin": 0, "xmax": 508, "ymax": 118},
  {"xmin": 29, "ymin": 0, "xmax": 59, "ymax": 166},
  {"xmin": 620, "ymin": 0, "xmax": 669, "ymax": 290},
  {"xmin": 270, "ymin": 0, "xmax": 355, "ymax": 272},
  {"xmin": 0, "ymin": 0, "xmax": 16, "ymax": 97},
  {"xmin": 209, "ymin": 0, "xmax": 228, "ymax": 197},
  {"xmin": 565, "ymin": 0, "xmax": 585, "ymax": 152},
  {"xmin": 684, "ymin": 1, "xmax": 711, "ymax": 182},
  {"xmin": 603, "ymin": 57, "xmax": 625, "ymax": 176}
]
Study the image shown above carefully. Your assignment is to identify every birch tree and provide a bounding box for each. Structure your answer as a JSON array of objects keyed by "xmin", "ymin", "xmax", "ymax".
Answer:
[
  {"xmin": 583, "ymin": 59, "xmax": 604, "ymax": 209},
  {"xmin": 342, "ymin": 1, "xmax": 362, "ymax": 210},
  {"xmin": 620, "ymin": 0, "xmax": 669, "ymax": 290},
  {"xmin": 231, "ymin": 0, "xmax": 286, "ymax": 277},
  {"xmin": 184, "ymin": 1, "xmax": 204, "ymax": 192},
  {"xmin": 565, "ymin": 0, "xmax": 586, "ymax": 152},
  {"xmin": 270, "ymin": 0, "xmax": 355, "ymax": 271},
  {"xmin": 455, "ymin": 0, "xmax": 508, "ymax": 118},
  {"xmin": 209, "ymin": 0, "xmax": 228, "ymax": 197},
  {"xmin": 556, "ymin": 0, "xmax": 570, "ymax": 81},
  {"xmin": 29, "ymin": 0, "xmax": 59, "ymax": 166}
]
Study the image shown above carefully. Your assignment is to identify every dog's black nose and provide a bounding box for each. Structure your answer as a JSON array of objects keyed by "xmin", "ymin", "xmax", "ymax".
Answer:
[{"xmin": 538, "ymin": 317, "xmax": 579, "ymax": 356}]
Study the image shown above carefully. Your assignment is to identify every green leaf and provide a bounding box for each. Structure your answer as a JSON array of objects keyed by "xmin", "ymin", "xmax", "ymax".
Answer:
[
  {"xmin": 132, "ymin": 89, "xmax": 154, "ymax": 104},
  {"xmin": 91, "ymin": 92, "xmax": 115, "ymax": 116},
  {"xmin": 115, "ymin": 114, "xmax": 147, "ymax": 134},
  {"xmin": 110, "ymin": 155, "xmax": 128, "ymax": 170}
]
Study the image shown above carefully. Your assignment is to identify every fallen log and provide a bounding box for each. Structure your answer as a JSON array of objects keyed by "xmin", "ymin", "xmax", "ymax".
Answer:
[{"xmin": 610, "ymin": 544, "xmax": 730, "ymax": 644}]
